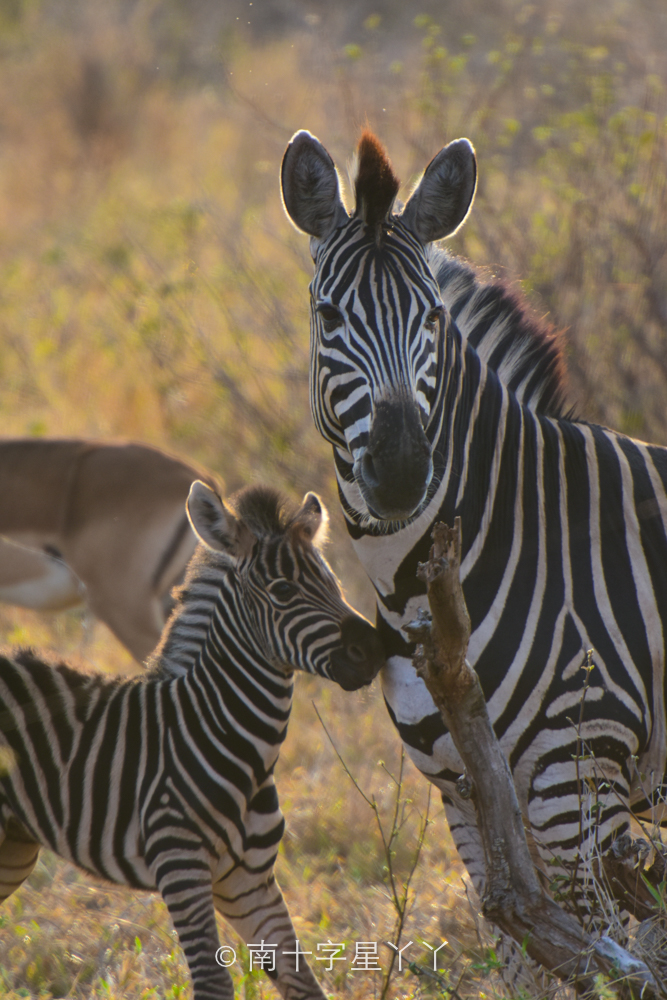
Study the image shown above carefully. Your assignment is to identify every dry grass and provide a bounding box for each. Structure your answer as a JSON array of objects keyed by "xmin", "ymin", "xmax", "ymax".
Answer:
[{"xmin": 0, "ymin": 1, "xmax": 665, "ymax": 997}]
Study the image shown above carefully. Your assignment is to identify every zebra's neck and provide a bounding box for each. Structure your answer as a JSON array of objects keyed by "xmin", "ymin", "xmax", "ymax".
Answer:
[
  {"xmin": 148, "ymin": 549, "xmax": 226, "ymax": 676},
  {"xmin": 149, "ymin": 549, "xmax": 273, "ymax": 682},
  {"xmin": 429, "ymin": 247, "xmax": 567, "ymax": 418},
  {"xmin": 150, "ymin": 548, "xmax": 294, "ymax": 771},
  {"xmin": 432, "ymin": 323, "xmax": 524, "ymax": 551}
]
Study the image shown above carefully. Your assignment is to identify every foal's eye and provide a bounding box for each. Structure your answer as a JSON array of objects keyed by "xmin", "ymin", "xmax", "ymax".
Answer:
[
  {"xmin": 425, "ymin": 306, "xmax": 444, "ymax": 330},
  {"xmin": 316, "ymin": 303, "xmax": 344, "ymax": 333},
  {"xmin": 269, "ymin": 580, "xmax": 299, "ymax": 603}
]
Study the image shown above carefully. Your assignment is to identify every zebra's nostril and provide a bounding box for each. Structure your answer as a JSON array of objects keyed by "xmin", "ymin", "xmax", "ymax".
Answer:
[
  {"xmin": 354, "ymin": 398, "xmax": 433, "ymax": 520},
  {"xmin": 336, "ymin": 615, "xmax": 385, "ymax": 687},
  {"xmin": 361, "ymin": 450, "xmax": 379, "ymax": 488},
  {"xmin": 346, "ymin": 643, "xmax": 367, "ymax": 664}
]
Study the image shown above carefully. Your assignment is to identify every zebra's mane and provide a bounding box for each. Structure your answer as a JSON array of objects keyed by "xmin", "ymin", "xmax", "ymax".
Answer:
[
  {"xmin": 146, "ymin": 542, "xmax": 224, "ymax": 678},
  {"xmin": 351, "ymin": 130, "xmax": 400, "ymax": 235},
  {"xmin": 229, "ymin": 485, "xmax": 300, "ymax": 539},
  {"xmin": 431, "ymin": 249, "xmax": 569, "ymax": 417}
]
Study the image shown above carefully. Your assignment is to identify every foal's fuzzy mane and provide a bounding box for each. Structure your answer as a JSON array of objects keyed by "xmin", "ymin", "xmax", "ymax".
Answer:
[{"xmin": 229, "ymin": 485, "xmax": 299, "ymax": 539}]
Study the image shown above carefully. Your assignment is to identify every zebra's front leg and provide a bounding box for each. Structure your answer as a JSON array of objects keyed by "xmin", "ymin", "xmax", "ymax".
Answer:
[
  {"xmin": 213, "ymin": 868, "xmax": 326, "ymax": 1000},
  {"xmin": 154, "ymin": 854, "xmax": 234, "ymax": 1000},
  {"xmin": 443, "ymin": 796, "xmax": 550, "ymax": 997}
]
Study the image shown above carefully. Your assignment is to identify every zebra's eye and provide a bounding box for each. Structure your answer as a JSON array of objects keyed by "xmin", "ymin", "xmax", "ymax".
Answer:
[
  {"xmin": 425, "ymin": 306, "xmax": 444, "ymax": 330},
  {"xmin": 269, "ymin": 580, "xmax": 299, "ymax": 603},
  {"xmin": 316, "ymin": 303, "xmax": 344, "ymax": 333}
]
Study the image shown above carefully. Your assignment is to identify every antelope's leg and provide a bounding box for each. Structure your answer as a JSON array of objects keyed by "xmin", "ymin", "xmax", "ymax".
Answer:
[{"xmin": 0, "ymin": 819, "xmax": 40, "ymax": 902}]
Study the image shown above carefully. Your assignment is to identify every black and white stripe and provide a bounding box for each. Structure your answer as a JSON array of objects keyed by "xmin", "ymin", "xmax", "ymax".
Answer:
[
  {"xmin": 0, "ymin": 481, "xmax": 384, "ymax": 1000},
  {"xmin": 282, "ymin": 130, "xmax": 667, "ymax": 980}
]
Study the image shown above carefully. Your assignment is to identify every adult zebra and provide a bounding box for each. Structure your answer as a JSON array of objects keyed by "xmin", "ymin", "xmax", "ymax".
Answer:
[
  {"xmin": 0, "ymin": 481, "xmax": 384, "ymax": 1000},
  {"xmin": 281, "ymin": 130, "xmax": 667, "ymax": 976}
]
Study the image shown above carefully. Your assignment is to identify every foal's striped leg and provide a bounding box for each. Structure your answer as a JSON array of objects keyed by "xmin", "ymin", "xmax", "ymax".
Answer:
[
  {"xmin": 150, "ymin": 836, "xmax": 234, "ymax": 1000},
  {"xmin": 213, "ymin": 869, "xmax": 326, "ymax": 1000}
]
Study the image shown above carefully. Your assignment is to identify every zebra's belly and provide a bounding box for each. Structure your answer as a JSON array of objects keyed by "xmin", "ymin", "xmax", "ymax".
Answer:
[
  {"xmin": 0, "ymin": 789, "xmax": 155, "ymax": 891},
  {"xmin": 62, "ymin": 851, "xmax": 155, "ymax": 892},
  {"xmin": 54, "ymin": 833, "xmax": 155, "ymax": 892},
  {"xmin": 71, "ymin": 846, "xmax": 155, "ymax": 891}
]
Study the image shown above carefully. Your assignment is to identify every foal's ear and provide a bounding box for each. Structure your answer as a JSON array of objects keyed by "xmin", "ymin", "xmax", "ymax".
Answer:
[
  {"xmin": 281, "ymin": 130, "xmax": 349, "ymax": 242},
  {"xmin": 291, "ymin": 492, "xmax": 329, "ymax": 548},
  {"xmin": 401, "ymin": 138, "xmax": 477, "ymax": 243},
  {"xmin": 187, "ymin": 481, "xmax": 254, "ymax": 559}
]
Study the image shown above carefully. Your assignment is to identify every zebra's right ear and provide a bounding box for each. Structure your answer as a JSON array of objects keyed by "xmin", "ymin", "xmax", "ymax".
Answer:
[
  {"xmin": 292, "ymin": 492, "xmax": 329, "ymax": 548},
  {"xmin": 281, "ymin": 130, "xmax": 349, "ymax": 244},
  {"xmin": 401, "ymin": 138, "xmax": 477, "ymax": 243},
  {"xmin": 187, "ymin": 481, "xmax": 255, "ymax": 559}
]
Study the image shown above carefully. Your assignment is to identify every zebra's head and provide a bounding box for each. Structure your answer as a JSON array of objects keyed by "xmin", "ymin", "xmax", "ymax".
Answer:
[
  {"xmin": 281, "ymin": 129, "xmax": 477, "ymax": 522},
  {"xmin": 186, "ymin": 481, "xmax": 384, "ymax": 690}
]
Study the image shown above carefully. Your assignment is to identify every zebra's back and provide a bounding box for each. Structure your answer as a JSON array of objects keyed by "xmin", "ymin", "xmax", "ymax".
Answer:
[{"xmin": 0, "ymin": 651, "xmax": 153, "ymax": 887}]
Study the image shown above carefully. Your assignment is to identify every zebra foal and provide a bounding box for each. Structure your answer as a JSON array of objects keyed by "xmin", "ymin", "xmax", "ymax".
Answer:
[{"xmin": 0, "ymin": 481, "xmax": 384, "ymax": 999}]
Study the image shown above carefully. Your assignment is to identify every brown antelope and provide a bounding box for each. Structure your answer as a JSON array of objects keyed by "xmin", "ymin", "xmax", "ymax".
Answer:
[{"xmin": 0, "ymin": 439, "xmax": 219, "ymax": 662}]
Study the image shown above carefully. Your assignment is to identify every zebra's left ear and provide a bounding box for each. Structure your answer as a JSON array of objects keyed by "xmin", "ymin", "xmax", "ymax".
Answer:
[
  {"xmin": 187, "ymin": 481, "xmax": 255, "ymax": 559},
  {"xmin": 293, "ymin": 492, "xmax": 329, "ymax": 547},
  {"xmin": 401, "ymin": 138, "xmax": 477, "ymax": 243},
  {"xmin": 281, "ymin": 130, "xmax": 349, "ymax": 244}
]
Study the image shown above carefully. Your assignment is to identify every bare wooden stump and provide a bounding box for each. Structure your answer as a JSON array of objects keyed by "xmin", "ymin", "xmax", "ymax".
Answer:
[
  {"xmin": 597, "ymin": 832, "xmax": 666, "ymax": 922},
  {"xmin": 406, "ymin": 519, "xmax": 664, "ymax": 998}
]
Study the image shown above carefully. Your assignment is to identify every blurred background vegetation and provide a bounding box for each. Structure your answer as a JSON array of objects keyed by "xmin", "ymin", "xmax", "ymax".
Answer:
[{"xmin": 0, "ymin": 0, "xmax": 665, "ymax": 996}]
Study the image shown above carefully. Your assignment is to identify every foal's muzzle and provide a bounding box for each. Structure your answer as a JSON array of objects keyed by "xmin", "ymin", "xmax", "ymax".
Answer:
[{"xmin": 329, "ymin": 616, "xmax": 385, "ymax": 690}]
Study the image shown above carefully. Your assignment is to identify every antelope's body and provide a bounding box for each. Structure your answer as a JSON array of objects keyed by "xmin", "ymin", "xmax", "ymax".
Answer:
[{"xmin": 0, "ymin": 439, "xmax": 218, "ymax": 661}]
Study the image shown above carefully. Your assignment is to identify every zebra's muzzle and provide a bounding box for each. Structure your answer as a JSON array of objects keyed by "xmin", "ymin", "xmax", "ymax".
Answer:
[
  {"xmin": 355, "ymin": 397, "xmax": 433, "ymax": 520},
  {"xmin": 329, "ymin": 616, "xmax": 385, "ymax": 690}
]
